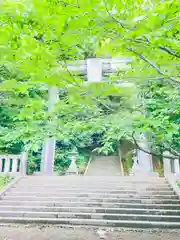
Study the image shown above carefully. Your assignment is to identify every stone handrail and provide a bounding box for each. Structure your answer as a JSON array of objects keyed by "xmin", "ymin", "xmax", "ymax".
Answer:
[
  {"xmin": 166, "ymin": 174, "xmax": 180, "ymax": 199},
  {"xmin": 163, "ymin": 152, "xmax": 180, "ymax": 199},
  {"xmin": 0, "ymin": 152, "xmax": 28, "ymax": 176}
]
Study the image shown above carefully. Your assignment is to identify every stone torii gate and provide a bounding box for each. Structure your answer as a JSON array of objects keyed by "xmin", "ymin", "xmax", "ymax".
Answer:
[{"xmin": 40, "ymin": 58, "xmax": 153, "ymax": 175}]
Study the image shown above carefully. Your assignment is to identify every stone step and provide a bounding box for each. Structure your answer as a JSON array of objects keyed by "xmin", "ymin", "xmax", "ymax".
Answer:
[
  {"xmin": 1, "ymin": 200, "xmax": 179, "ymax": 209},
  {"xmin": 1, "ymin": 211, "xmax": 180, "ymax": 222},
  {"xmin": 1, "ymin": 196, "xmax": 179, "ymax": 204},
  {"xmin": 12, "ymin": 186, "xmax": 173, "ymax": 192},
  {"xmin": 20, "ymin": 176, "xmax": 166, "ymax": 181},
  {"xmin": 0, "ymin": 217, "xmax": 180, "ymax": 228},
  {"xmin": 7, "ymin": 192, "xmax": 180, "ymax": 199},
  {"xmin": 22, "ymin": 176, "xmax": 162, "ymax": 179},
  {"xmin": 16, "ymin": 180, "xmax": 169, "ymax": 185},
  {"xmin": 6, "ymin": 191, "xmax": 176, "ymax": 198},
  {"xmin": 14, "ymin": 183, "xmax": 170, "ymax": 189},
  {"xmin": 20, "ymin": 179, "xmax": 167, "ymax": 184},
  {"xmin": 18, "ymin": 179, "xmax": 168, "ymax": 186},
  {"xmin": 1, "ymin": 175, "xmax": 178, "ymax": 228},
  {"xmin": 8, "ymin": 190, "xmax": 175, "ymax": 196},
  {"xmin": 2, "ymin": 192, "xmax": 179, "ymax": 200},
  {"xmin": 1, "ymin": 206, "xmax": 180, "ymax": 215}
]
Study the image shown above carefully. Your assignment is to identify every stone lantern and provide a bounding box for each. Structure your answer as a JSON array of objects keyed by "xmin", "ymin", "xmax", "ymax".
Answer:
[{"xmin": 66, "ymin": 147, "xmax": 78, "ymax": 175}]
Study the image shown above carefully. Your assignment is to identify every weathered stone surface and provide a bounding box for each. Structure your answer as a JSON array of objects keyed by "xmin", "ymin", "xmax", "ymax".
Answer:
[
  {"xmin": 85, "ymin": 156, "xmax": 121, "ymax": 176},
  {"xmin": 0, "ymin": 176, "xmax": 180, "ymax": 228},
  {"xmin": 0, "ymin": 226, "xmax": 180, "ymax": 240}
]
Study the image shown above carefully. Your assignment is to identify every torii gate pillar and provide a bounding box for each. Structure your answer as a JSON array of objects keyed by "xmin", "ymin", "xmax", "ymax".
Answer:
[
  {"xmin": 40, "ymin": 87, "xmax": 59, "ymax": 175},
  {"xmin": 40, "ymin": 58, "xmax": 102, "ymax": 175},
  {"xmin": 87, "ymin": 58, "xmax": 102, "ymax": 82}
]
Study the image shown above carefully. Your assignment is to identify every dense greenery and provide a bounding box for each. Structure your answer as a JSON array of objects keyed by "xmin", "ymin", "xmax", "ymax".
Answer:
[
  {"xmin": 0, "ymin": 175, "xmax": 11, "ymax": 189},
  {"xmin": 0, "ymin": 0, "xmax": 179, "ymax": 172}
]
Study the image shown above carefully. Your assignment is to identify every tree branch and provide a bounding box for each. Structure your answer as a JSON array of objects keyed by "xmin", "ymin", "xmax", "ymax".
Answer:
[
  {"xmin": 127, "ymin": 37, "xmax": 180, "ymax": 59},
  {"xmin": 0, "ymin": 21, "xmax": 8, "ymax": 27},
  {"xmin": 127, "ymin": 47, "xmax": 180, "ymax": 84},
  {"xmin": 103, "ymin": 0, "xmax": 126, "ymax": 29},
  {"xmin": 132, "ymin": 133, "xmax": 179, "ymax": 160},
  {"xmin": 159, "ymin": 46, "xmax": 180, "ymax": 59},
  {"xmin": 127, "ymin": 47, "xmax": 164, "ymax": 75},
  {"xmin": 59, "ymin": 1, "xmax": 80, "ymax": 8},
  {"xmin": 160, "ymin": 144, "xmax": 180, "ymax": 158}
]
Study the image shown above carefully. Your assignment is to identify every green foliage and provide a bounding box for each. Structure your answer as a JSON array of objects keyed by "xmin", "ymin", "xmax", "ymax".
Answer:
[
  {"xmin": 27, "ymin": 144, "xmax": 91, "ymax": 174},
  {"xmin": 124, "ymin": 151, "xmax": 133, "ymax": 174},
  {"xmin": 0, "ymin": 175, "xmax": 11, "ymax": 189},
  {"xmin": 54, "ymin": 141, "xmax": 91, "ymax": 171},
  {"xmin": 139, "ymin": 81, "xmax": 180, "ymax": 154},
  {"xmin": 27, "ymin": 151, "xmax": 41, "ymax": 174},
  {"xmin": 76, "ymin": 151, "xmax": 89, "ymax": 169},
  {"xmin": 0, "ymin": 0, "xmax": 179, "ymax": 165}
]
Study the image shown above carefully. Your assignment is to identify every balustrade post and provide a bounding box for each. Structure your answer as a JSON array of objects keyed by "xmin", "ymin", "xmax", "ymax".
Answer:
[
  {"xmin": 0, "ymin": 157, "xmax": 2, "ymax": 172},
  {"xmin": 4, "ymin": 156, "xmax": 10, "ymax": 173},
  {"xmin": 12, "ymin": 156, "xmax": 18, "ymax": 173}
]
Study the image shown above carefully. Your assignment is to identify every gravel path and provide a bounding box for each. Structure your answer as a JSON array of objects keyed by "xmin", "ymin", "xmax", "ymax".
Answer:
[{"xmin": 0, "ymin": 225, "xmax": 180, "ymax": 240}]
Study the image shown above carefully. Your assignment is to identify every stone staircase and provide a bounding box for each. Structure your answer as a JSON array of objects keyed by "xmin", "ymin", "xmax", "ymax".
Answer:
[
  {"xmin": 86, "ymin": 156, "xmax": 121, "ymax": 176},
  {"xmin": 0, "ymin": 176, "xmax": 180, "ymax": 228}
]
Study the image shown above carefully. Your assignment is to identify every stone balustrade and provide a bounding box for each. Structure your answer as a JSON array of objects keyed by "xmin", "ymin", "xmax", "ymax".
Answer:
[
  {"xmin": 0, "ymin": 152, "xmax": 28, "ymax": 176},
  {"xmin": 163, "ymin": 151, "xmax": 180, "ymax": 199},
  {"xmin": 163, "ymin": 152, "xmax": 180, "ymax": 177}
]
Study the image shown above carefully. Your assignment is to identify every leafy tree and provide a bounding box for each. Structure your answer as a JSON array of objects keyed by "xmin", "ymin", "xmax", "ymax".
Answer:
[{"xmin": 0, "ymin": 0, "xmax": 179, "ymax": 166}]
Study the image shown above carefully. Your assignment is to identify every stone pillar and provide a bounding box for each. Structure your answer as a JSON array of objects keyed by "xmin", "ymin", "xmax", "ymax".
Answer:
[
  {"xmin": 48, "ymin": 87, "xmax": 59, "ymax": 112},
  {"xmin": 137, "ymin": 134, "xmax": 153, "ymax": 173},
  {"xmin": 87, "ymin": 58, "xmax": 102, "ymax": 82},
  {"xmin": 163, "ymin": 151, "xmax": 172, "ymax": 176},
  {"xmin": 41, "ymin": 139, "xmax": 56, "ymax": 175},
  {"xmin": 174, "ymin": 159, "xmax": 180, "ymax": 174},
  {"xmin": 41, "ymin": 87, "xmax": 59, "ymax": 175},
  {"xmin": 20, "ymin": 152, "xmax": 28, "ymax": 175}
]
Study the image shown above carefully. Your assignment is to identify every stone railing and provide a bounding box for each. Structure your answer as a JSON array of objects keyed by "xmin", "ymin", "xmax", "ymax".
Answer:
[
  {"xmin": 163, "ymin": 152, "xmax": 180, "ymax": 176},
  {"xmin": 163, "ymin": 152, "xmax": 180, "ymax": 198},
  {"xmin": 0, "ymin": 152, "xmax": 28, "ymax": 176}
]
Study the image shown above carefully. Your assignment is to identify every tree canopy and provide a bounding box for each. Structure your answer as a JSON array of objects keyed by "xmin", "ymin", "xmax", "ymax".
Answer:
[{"xmin": 0, "ymin": 0, "xmax": 179, "ymax": 163}]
